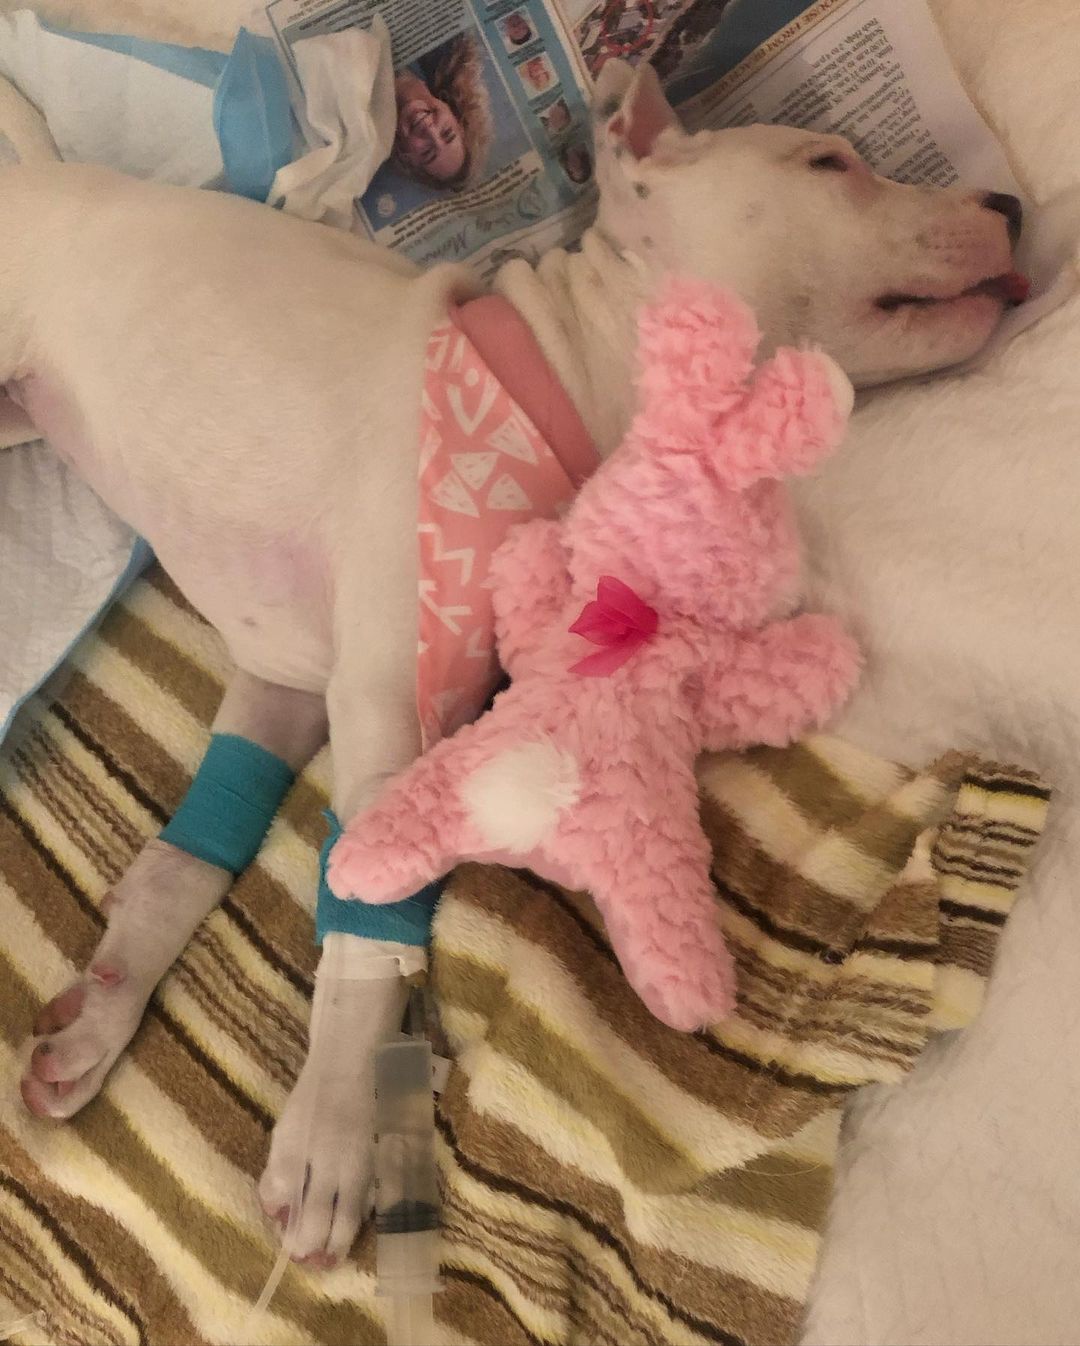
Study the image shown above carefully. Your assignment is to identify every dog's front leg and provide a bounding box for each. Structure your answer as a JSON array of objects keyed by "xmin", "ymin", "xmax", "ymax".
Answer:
[
  {"xmin": 257, "ymin": 935, "xmax": 411, "ymax": 1267},
  {"xmin": 259, "ymin": 659, "xmax": 424, "ymax": 1267},
  {"xmin": 19, "ymin": 671, "xmax": 327, "ymax": 1119}
]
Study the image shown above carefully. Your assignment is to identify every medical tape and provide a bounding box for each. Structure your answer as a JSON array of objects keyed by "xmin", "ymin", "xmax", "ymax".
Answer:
[
  {"xmin": 315, "ymin": 810, "xmax": 442, "ymax": 947},
  {"xmin": 317, "ymin": 953, "xmax": 402, "ymax": 983},
  {"xmin": 160, "ymin": 733, "xmax": 295, "ymax": 873}
]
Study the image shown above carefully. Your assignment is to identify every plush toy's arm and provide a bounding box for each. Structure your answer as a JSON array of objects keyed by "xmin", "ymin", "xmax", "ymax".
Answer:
[
  {"xmin": 490, "ymin": 518, "xmax": 571, "ymax": 676},
  {"xmin": 696, "ymin": 614, "xmax": 862, "ymax": 752}
]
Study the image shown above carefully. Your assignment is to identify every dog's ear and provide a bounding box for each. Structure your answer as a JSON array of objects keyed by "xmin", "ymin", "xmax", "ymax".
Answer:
[{"xmin": 593, "ymin": 59, "xmax": 680, "ymax": 160}]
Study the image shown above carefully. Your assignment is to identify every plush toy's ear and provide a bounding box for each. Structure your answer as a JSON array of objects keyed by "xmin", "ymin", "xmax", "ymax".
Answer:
[
  {"xmin": 593, "ymin": 59, "xmax": 681, "ymax": 160},
  {"xmin": 630, "ymin": 279, "xmax": 760, "ymax": 456}
]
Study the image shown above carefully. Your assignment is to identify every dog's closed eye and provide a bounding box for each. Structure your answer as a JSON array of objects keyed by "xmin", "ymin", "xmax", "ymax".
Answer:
[{"xmin": 808, "ymin": 153, "xmax": 850, "ymax": 173}]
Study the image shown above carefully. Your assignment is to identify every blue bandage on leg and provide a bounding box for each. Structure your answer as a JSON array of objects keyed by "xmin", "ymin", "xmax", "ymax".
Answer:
[
  {"xmin": 161, "ymin": 733, "xmax": 295, "ymax": 873},
  {"xmin": 316, "ymin": 811, "xmax": 442, "ymax": 947}
]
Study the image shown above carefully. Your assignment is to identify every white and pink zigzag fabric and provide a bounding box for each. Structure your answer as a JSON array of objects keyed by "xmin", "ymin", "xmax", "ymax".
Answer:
[{"xmin": 416, "ymin": 318, "xmax": 580, "ymax": 748}]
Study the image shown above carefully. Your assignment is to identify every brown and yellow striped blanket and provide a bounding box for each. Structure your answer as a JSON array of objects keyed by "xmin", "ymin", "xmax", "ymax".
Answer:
[{"xmin": 0, "ymin": 564, "xmax": 1048, "ymax": 1346}]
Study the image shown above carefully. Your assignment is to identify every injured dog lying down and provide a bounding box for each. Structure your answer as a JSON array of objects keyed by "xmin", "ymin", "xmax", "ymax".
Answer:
[{"xmin": 9, "ymin": 59, "xmax": 1023, "ymax": 1266}]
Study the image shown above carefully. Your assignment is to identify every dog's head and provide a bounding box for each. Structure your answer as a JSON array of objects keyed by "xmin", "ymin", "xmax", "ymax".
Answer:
[{"xmin": 592, "ymin": 61, "xmax": 1024, "ymax": 385}]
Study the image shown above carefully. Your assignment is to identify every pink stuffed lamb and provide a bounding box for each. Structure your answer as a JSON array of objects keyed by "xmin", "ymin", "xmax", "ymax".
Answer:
[{"xmin": 328, "ymin": 279, "xmax": 862, "ymax": 1031}]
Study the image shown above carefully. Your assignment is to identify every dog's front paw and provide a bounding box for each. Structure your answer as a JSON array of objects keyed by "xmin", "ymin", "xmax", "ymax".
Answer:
[
  {"xmin": 258, "ymin": 1052, "xmax": 376, "ymax": 1267},
  {"xmin": 259, "ymin": 951, "xmax": 408, "ymax": 1267}
]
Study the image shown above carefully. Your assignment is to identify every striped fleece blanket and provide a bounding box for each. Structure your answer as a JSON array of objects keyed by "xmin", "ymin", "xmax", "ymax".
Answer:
[{"xmin": 0, "ymin": 564, "xmax": 1048, "ymax": 1346}]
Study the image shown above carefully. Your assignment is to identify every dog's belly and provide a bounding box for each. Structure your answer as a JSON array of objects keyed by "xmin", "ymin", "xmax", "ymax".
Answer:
[
  {"xmin": 1, "ymin": 161, "xmax": 479, "ymax": 694},
  {"xmin": 12, "ymin": 367, "xmax": 336, "ymax": 689},
  {"xmin": 154, "ymin": 533, "xmax": 336, "ymax": 692}
]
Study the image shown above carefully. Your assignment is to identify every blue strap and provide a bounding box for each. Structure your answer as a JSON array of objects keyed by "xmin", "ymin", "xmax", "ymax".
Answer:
[
  {"xmin": 213, "ymin": 28, "xmax": 296, "ymax": 201},
  {"xmin": 161, "ymin": 733, "xmax": 295, "ymax": 873},
  {"xmin": 316, "ymin": 811, "xmax": 442, "ymax": 947},
  {"xmin": 38, "ymin": 20, "xmax": 296, "ymax": 203}
]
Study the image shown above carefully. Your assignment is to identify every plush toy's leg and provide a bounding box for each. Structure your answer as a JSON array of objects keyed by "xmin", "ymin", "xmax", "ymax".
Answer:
[
  {"xmin": 700, "ymin": 612, "xmax": 862, "ymax": 753},
  {"xmin": 636, "ymin": 279, "xmax": 762, "ymax": 405},
  {"xmin": 562, "ymin": 785, "xmax": 737, "ymax": 1031}
]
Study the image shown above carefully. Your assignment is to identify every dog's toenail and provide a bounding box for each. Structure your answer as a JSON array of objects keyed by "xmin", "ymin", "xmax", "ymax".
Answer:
[
  {"xmin": 297, "ymin": 1250, "xmax": 336, "ymax": 1270},
  {"xmin": 90, "ymin": 964, "xmax": 124, "ymax": 988}
]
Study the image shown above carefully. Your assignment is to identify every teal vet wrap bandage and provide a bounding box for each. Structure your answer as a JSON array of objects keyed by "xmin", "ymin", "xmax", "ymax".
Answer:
[
  {"xmin": 161, "ymin": 733, "xmax": 295, "ymax": 873},
  {"xmin": 317, "ymin": 811, "xmax": 442, "ymax": 947}
]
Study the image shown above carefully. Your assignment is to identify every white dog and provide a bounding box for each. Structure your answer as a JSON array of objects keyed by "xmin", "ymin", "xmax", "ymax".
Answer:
[{"xmin": 10, "ymin": 60, "xmax": 1021, "ymax": 1266}]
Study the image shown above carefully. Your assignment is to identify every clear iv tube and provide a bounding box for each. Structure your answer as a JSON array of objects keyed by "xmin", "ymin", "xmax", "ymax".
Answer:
[{"xmin": 374, "ymin": 1008, "xmax": 442, "ymax": 1345}]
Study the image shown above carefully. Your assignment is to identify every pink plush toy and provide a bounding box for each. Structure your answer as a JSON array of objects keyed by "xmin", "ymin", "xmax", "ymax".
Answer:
[{"xmin": 328, "ymin": 279, "xmax": 861, "ymax": 1030}]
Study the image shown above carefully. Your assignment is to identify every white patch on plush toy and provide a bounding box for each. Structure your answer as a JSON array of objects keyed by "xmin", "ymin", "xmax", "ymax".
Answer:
[{"xmin": 462, "ymin": 740, "xmax": 581, "ymax": 849}]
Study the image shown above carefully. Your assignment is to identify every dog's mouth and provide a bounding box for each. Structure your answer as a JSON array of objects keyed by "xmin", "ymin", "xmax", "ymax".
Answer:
[{"xmin": 875, "ymin": 271, "xmax": 1030, "ymax": 313}]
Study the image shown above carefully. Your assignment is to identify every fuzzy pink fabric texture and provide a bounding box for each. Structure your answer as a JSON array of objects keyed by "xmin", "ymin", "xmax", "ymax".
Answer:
[{"xmin": 329, "ymin": 280, "xmax": 862, "ymax": 1030}]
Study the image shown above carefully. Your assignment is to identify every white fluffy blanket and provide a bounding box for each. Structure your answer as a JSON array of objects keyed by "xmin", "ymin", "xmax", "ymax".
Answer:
[
  {"xmin": 794, "ymin": 9, "xmax": 1080, "ymax": 1339},
  {"xmin": 7, "ymin": 1, "xmax": 1080, "ymax": 1340}
]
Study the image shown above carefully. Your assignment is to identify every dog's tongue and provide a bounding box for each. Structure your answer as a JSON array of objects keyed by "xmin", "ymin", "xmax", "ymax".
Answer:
[
  {"xmin": 991, "ymin": 267, "xmax": 1028, "ymax": 302},
  {"xmin": 968, "ymin": 271, "xmax": 1031, "ymax": 305}
]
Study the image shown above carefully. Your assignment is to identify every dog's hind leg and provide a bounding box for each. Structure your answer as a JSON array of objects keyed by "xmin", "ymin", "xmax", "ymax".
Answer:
[{"xmin": 19, "ymin": 670, "xmax": 327, "ymax": 1120}]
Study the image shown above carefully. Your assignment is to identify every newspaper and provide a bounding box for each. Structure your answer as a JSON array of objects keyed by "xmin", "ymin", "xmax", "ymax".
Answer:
[
  {"xmin": 252, "ymin": 0, "xmax": 1074, "ymax": 331},
  {"xmin": 566, "ymin": 0, "xmax": 1022, "ymax": 193},
  {"xmin": 262, "ymin": 0, "xmax": 598, "ymax": 276}
]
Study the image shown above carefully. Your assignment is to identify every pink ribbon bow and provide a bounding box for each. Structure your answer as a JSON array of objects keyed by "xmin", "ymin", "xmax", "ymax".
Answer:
[{"xmin": 569, "ymin": 576, "xmax": 659, "ymax": 676}]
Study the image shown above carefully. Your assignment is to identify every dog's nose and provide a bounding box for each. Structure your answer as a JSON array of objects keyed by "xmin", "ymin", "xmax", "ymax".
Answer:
[{"xmin": 982, "ymin": 191, "xmax": 1023, "ymax": 244}]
